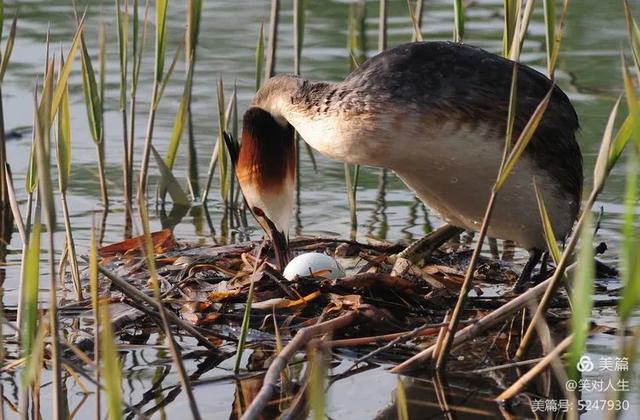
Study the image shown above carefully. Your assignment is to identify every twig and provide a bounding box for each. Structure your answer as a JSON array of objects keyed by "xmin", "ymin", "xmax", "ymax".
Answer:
[
  {"xmin": 389, "ymin": 264, "xmax": 576, "ymax": 373},
  {"xmin": 95, "ymin": 263, "xmax": 223, "ymax": 349},
  {"xmin": 496, "ymin": 334, "xmax": 573, "ymax": 401},
  {"xmin": 241, "ymin": 310, "xmax": 360, "ymax": 420}
]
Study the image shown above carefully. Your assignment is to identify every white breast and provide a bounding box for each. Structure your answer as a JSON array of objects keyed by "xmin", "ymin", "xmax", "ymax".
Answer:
[{"xmin": 290, "ymin": 110, "xmax": 576, "ymax": 249}]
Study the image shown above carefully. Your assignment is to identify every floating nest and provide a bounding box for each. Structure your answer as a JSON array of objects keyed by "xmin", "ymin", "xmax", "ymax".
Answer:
[{"xmin": 54, "ymin": 229, "xmax": 618, "ymax": 418}]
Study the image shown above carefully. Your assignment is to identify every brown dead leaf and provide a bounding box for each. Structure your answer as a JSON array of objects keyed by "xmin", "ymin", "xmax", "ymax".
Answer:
[
  {"xmin": 327, "ymin": 293, "xmax": 362, "ymax": 311},
  {"xmin": 98, "ymin": 229, "xmax": 178, "ymax": 257}
]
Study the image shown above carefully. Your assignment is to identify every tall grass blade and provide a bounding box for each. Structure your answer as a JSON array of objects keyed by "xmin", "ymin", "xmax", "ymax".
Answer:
[
  {"xmin": 155, "ymin": 39, "xmax": 184, "ymax": 109},
  {"xmin": 55, "ymin": 52, "xmax": 82, "ymax": 300},
  {"xmin": 543, "ymin": 0, "xmax": 555, "ymax": 76},
  {"xmin": 396, "ymin": 379, "xmax": 409, "ymax": 420},
  {"xmin": 617, "ymin": 58, "xmax": 640, "ymax": 320},
  {"xmin": 116, "ymin": 0, "xmax": 129, "ymax": 113},
  {"xmin": 20, "ymin": 208, "xmax": 41, "ymax": 372},
  {"xmin": 0, "ymin": 14, "xmax": 16, "ymax": 84},
  {"xmin": 56, "ymin": 55, "xmax": 71, "ymax": 193},
  {"xmin": 533, "ymin": 181, "xmax": 561, "ymax": 264},
  {"xmin": 76, "ymin": 15, "xmax": 108, "ymax": 208},
  {"xmin": 308, "ymin": 344, "xmax": 327, "ymax": 420},
  {"xmin": 89, "ymin": 219, "xmax": 101, "ymax": 417},
  {"xmin": 494, "ymin": 87, "xmax": 554, "ymax": 191},
  {"xmin": 623, "ymin": 0, "xmax": 640, "ymax": 73},
  {"xmin": 610, "ymin": 115, "xmax": 632, "ymax": 169},
  {"xmin": 453, "ymin": 0, "xmax": 464, "ymax": 42},
  {"xmin": 502, "ymin": 0, "xmax": 519, "ymax": 57},
  {"xmin": 234, "ymin": 271, "xmax": 257, "ymax": 373},
  {"xmin": 256, "ymin": 22, "xmax": 265, "ymax": 91},
  {"xmin": 155, "ymin": 0, "xmax": 168, "ymax": 83},
  {"xmin": 593, "ymin": 96, "xmax": 622, "ymax": 193},
  {"xmin": 35, "ymin": 63, "xmax": 55, "ymax": 230},
  {"xmin": 186, "ymin": 0, "xmax": 203, "ymax": 201},
  {"xmin": 98, "ymin": 300, "xmax": 123, "ymax": 420},
  {"xmin": 617, "ymin": 149, "xmax": 639, "ymax": 321},
  {"xmin": 116, "ymin": 0, "xmax": 130, "ymax": 214},
  {"xmin": 567, "ymin": 212, "xmax": 594, "ymax": 381},
  {"xmin": 161, "ymin": 55, "xmax": 194, "ymax": 199},
  {"xmin": 50, "ymin": 12, "xmax": 84, "ymax": 123},
  {"xmin": 216, "ymin": 79, "xmax": 229, "ymax": 203},
  {"xmin": 137, "ymin": 0, "xmax": 166, "ymax": 197}
]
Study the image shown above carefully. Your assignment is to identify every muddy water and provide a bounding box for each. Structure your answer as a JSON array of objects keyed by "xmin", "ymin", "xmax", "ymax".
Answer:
[{"xmin": 2, "ymin": 0, "xmax": 638, "ymax": 418}]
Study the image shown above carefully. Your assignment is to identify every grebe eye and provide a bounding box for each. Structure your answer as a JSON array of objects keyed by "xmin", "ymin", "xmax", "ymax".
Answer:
[{"xmin": 253, "ymin": 206, "xmax": 266, "ymax": 217}]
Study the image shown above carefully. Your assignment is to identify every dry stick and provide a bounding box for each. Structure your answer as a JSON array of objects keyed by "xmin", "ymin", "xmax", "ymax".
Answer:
[
  {"xmin": 515, "ymin": 188, "xmax": 599, "ymax": 359},
  {"xmin": 265, "ymin": 0, "xmax": 279, "ymax": 79},
  {"xmin": 496, "ymin": 334, "xmax": 573, "ymax": 401},
  {"xmin": 434, "ymin": 193, "xmax": 497, "ymax": 370},
  {"xmin": 3, "ymin": 165, "xmax": 26, "ymax": 245},
  {"xmin": 346, "ymin": 322, "xmax": 447, "ymax": 370},
  {"xmin": 389, "ymin": 263, "xmax": 576, "ymax": 373},
  {"xmin": 327, "ymin": 321, "xmax": 461, "ymax": 347},
  {"xmin": 378, "ymin": 0, "xmax": 387, "ymax": 52},
  {"xmin": 241, "ymin": 311, "xmax": 359, "ymax": 420},
  {"xmin": 95, "ymin": 264, "xmax": 221, "ymax": 350}
]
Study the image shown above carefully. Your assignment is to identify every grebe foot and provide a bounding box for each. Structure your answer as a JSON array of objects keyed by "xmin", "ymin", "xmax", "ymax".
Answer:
[{"xmin": 396, "ymin": 224, "xmax": 463, "ymax": 264}]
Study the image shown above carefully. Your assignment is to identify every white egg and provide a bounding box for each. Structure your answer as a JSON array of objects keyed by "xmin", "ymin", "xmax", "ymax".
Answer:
[{"xmin": 283, "ymin": 252, "xmax": 345, "ymax": 280}]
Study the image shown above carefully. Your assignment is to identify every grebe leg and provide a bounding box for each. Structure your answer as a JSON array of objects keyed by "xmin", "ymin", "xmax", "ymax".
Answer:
[
  {"xmin": 513, "ymin": 248, "xmax": 544, "ymax": 292},
  {"xmin": 396, "ymin": 224, "xmax": 463, "ymax": 264}
]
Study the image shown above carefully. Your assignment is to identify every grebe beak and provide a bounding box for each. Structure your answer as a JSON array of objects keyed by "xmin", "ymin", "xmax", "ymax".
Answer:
[{"xmin": 234, "ymin": 107, "xmax": 296, "ymax": 270}]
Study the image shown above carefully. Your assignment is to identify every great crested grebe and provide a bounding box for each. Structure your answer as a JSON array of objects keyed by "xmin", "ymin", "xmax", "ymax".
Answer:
[{"xmin": 233, "ymin": 41, "xmax": 583, "ymax": 288}]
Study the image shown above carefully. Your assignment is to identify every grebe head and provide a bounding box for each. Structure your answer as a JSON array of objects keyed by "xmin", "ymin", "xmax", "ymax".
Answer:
[{"xmin": 236, "ymin": 106, "xmax": 296, "ymax": 269}]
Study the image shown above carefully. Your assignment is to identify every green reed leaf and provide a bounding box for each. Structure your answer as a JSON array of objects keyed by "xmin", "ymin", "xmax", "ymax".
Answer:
[
  {"xmin": 396, "ymin": 378, "xmax": 409, "ymax": 420},
  {"xmin": 502, "ymin": 0, "xmax": 520, "ymax": 57},
  {"xmin": 0, "ymin": 14, "xmax": 16, "ymax": 84},
  {"xmin": 55, "ymin": 53, "xmax": 71, "ymax": 192},
  {"xmin": 116, "ymin": 0, "xmax": 128, "ymax": 111},
  {"xmin": 99, "ymin": 300, "xmax": 123, "ymax": 420},
  {"xmin": 610, "ymin": 114, "xmax": 632, "ymax": 169},
  {"xmin": 155, "ymin": 0, "xmax": 168, "ymax": 83},
  {"xmin": 567, "ymin": 211, "xmax": 594, "ymax": 381},
  {"xmin": 152, "ymin": 145, "xmax": 189, "ymax": 206},
  {"xmin": 543, "ymin": 0, "xmax": 555, "ymax": 76},
  {"xmin": 217, "ymin": 78, "xmax": 229, "ymax": 203},
  {"xmin": 617, "ymin": 150, "xmax": 639, "ymax": 321},
  {"xmin": 453, "ymin": 0, "xmax": 464, "ymax": 42},
  {"xmin": 50, "ymin": 12, "xmax": 84, "ymax": 124},
  {"xmin": 593, "ymin": 96, "xmax": 621, "ymax": 193},
  {"xmin": 187, "ymin": 0, "xmax": 202, "ymax": 58},
  {"xmin": 163, "ymin": 56, "xmax": 194, "ymax": 173},
  {"xmin": 21, "ymin": 209, "xmax": 41, "ymax": 360},
  {"xmin": 35, "ymin": 61, "xmax": 56, "ymax": 229},
  {"xmin": 534, "ymin": 180, "xmax": 561, "ymax": 264},
  {"xmin": 79, "ymin": 31, "xmax": 103, "ymax": 144},
  {"xmin": 256, "ymin": 22, "xmax": 265, "ymax": 91},
  {"xmin": 308, "ymin": 345, "xmax": 327, "ymax": 420},
  {"xmin": 494, "ymin": 87, "xmax": 553, "ymax": 192},
  {"xmin": 624, "ymin": 0, "xmax": 640, "ymax": 74}
]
